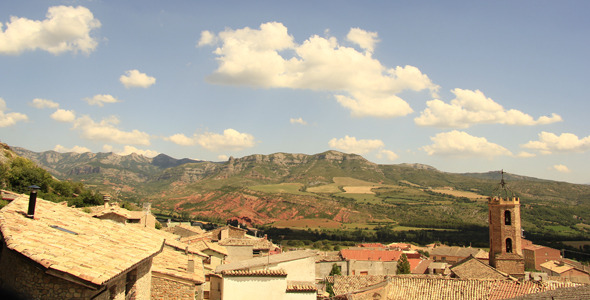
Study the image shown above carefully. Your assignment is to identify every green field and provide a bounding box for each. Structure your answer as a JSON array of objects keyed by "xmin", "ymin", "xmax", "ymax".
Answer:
[{"xmin": 249, "ymin": 183, "xmax": 314, "ymax": 195}]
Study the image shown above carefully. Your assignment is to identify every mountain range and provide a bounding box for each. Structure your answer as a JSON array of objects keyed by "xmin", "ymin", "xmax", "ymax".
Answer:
[{"xmin": 10, "ymin": 146, "xmax": 590, "ymax": 241}]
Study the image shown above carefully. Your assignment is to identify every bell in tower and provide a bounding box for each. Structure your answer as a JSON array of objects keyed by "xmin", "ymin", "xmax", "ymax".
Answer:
[{"xmin": 488, "ymin": 170, "xmax": 525, "ymax": 278}]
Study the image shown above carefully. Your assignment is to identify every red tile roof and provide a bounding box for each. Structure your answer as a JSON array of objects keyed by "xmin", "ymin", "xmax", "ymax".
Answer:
[
  {"xmin": 340, "ymin": 249, "xmax": 402, "ymax": 261},
  {"xmin": 221, "ymin": 269, "xmax": 287, "ymax": 277}
]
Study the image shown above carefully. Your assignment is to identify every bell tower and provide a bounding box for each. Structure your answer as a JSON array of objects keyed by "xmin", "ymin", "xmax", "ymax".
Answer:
[{"xmin": 488, "ymin": 170, "xmax": 525, "ymax": 278}]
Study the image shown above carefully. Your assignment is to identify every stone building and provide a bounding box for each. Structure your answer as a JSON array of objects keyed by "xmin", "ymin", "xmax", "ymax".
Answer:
[
  {"xmin": 0, "ymin": 193, "xmax": 164, "ymax": 300},
  {"xmin": 488, "ymin": 172, "xmax": 525, "ymax": 278},
  {"xmin": 523, "ymin": 244, "xmax": 561, "ymax": 271}
]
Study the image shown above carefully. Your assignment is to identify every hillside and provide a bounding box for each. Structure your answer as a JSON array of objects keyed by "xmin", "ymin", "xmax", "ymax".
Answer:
[{"xmin": 10, "ymin": 146, "xmax": 590, "ymax": 244}]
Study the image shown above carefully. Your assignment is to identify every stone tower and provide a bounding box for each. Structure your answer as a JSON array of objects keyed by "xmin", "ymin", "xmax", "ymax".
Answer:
[{"xmin": 488, "ymin": 170, "xmax": 525, "ymax": 278}]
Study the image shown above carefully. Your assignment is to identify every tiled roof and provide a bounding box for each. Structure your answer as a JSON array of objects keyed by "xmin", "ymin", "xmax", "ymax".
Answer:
[
  {"xmin": 218, "ymin": 237, "xmax": 276, "ymax": 250},
  {"xmin": 0, "ymin": 195, "xmax": 164, "ymax": 287},
  {"xmin": 340, "ymin": 249, "xmax": 401, "ymax": 262},
  {"xmin": 412, "ymin": 259, "xmax": 432, "ymax": 274},
  {"xmin": 193, "ymin": 240, "xmax": 229, "ymax": 256},
  {"xmin": 216, "ymin": 250, "xmax": 317, "ymax": 273},
  {"xmin": 152, "ymin": 247, "xmax": 205, "ymax": 283},
  {"xmin": 221, "ymin": 269, "xmax": 287, "ymax": 277},
  {"xmin": 451, "ymin": 256, "xmax": 511, "ymax": 280},
  {"xmin": 286, "ymin": 281, "xmax": 317, "ymax": 292},
  {"xmin": 331, "ymin": 276, "xmax": 580, "ymax": 300},
  {"xmin": 506, "ymin": 285, "xmax": 590, "ymax": 300},
  {"xmin": 540, "ymin": 260, "xmax": 574, "ymax": 274},
  {"xmin": 430, "ymin": 246, "xmax": 484, "ymax": 258}
]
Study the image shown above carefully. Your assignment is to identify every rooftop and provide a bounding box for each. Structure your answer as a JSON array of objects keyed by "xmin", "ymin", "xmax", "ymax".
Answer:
[
  {"xmin": 0, "ymin": 195, "xmax": 164, "ymax": 287},
  {"xmin": 340, "ymin": 248, "xmax": 402, "ymax": 262},
  {"xmin": 216, "ymin": 250, "xmax": 317, "ymax": 273}
]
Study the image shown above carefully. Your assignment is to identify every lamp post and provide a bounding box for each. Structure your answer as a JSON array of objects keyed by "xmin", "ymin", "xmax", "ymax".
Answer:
[{"xmin": 27, "ymin": 185, "xmax": 41, "ymax": 218}]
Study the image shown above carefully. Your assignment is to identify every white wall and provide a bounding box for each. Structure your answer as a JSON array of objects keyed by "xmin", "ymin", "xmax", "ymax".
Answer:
[{"xmin": 222, "ymin": 277, "xmax": 286, "ymax": 300}]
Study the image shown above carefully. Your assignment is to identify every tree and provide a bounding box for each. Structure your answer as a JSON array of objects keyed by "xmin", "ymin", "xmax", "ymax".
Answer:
[
  {"xmin": 326, "ymin": 263, "xmax": 341, "ymax": 297},
  {"xmin": 397, "ymin": 253, "xmax": 411, "ymax": 274}
]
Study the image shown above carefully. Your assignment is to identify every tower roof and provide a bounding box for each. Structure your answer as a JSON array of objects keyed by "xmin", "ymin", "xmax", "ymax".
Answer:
[{"xmin": 491, "ymin": 169, "xmax": 517, "ymax": 199}]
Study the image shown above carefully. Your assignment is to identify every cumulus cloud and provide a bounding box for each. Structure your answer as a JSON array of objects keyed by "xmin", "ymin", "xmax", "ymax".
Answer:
[
  {"xmin": 415, "ymin": 88, "xmax": 562, "ymax": 128},
  {"xmin": 517, "ymin": 151, "xmax": 536, "ymax": 158},
  {"xmin": 119, "ymin": 69, "xmax": 156, "ymax": 88},
  {"xmin": 522, "ymin": 132, "xmax": 590, "ymax": 154},
  {"xmin": 552, "ymin": 164, "xmax": 571, "ymax": 173},
  {"xmin": 30, "ymin": 98, "xmax": 59, "ymax": 109},
  {"xmin": 116, "ymin": 145, "xmax": 159, "ymax": 158},
  {"xmin": 422, "ymin": 130, "xmax": 512, "ymax": 158},
  {"xmin": 72, "ymin": 115, "xmax": 151, "ymax": 145},
  {"xmin": 165, "ymin": 133, "xmax": 197, "ymax": 146},
  {"xmin": 217, "ymin": 154, "xmax": 229, "ymax": 161},
  {"xmin": 0, "ymin": 98, "xmax": 28, "ymax": 127},
  {"xmin": 346, "ymin": 28, "xmax": 379, "ymax": 53},
  {"xmin": 197, "ymin": 128, "xmax": 256, "ymax": 152},
  {"xmin": 84, "ymin": 94, "xmax": 120, "ymax": 107},
  {"xmin": 328, "ymin": 135, "xmax": 385, "ymax": 154},
  {"xmin": 377, "ymin": 149, "xmax": 399, "ymax": 161},
  {"xmin": 0, "ymin": 6, "xmax": 101, "ymax": 55},
  {"xmin": 50, "ymin": 109, "xmax": 76, "ymax": 122},
  {"xmin": 290, "ymin": 117, "xmax": 307, "ymax": 125},
  {"xmin": 199, "ymin": 22, "xmax": 439, "ymax": 118},
  {"xmin": 54, "ymin": 144, "xmax": 91, "ymax": 153}
]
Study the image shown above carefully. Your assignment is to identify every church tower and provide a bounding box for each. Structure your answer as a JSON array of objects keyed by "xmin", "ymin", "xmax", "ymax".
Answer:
[{"xmin": 488, "ymin": 170, "xmax": 525, "ymax": 278}]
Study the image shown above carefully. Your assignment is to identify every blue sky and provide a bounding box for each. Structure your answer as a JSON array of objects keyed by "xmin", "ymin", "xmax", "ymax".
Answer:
[{"xmin": 1, "ymin": 1, "xmax": 589, "ymax": 184}]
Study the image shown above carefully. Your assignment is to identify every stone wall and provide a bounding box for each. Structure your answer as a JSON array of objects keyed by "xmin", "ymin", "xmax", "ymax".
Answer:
[
  {"xmin": 151, "ymin": 273, "xmax": 196, "ymax": 300},
  {"xmin": 0, "ymin": 244, "xmax": 98, "ymax": 299}
]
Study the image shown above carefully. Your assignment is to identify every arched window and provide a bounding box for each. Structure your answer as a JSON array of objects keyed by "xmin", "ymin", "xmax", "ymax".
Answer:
[
  {"xmin": 505, "ymin": 210, "xmax": 511, "ymax": 225},
  {"xmin": 506, "ymin": 238, "xmax": 513, "ymax": 253}
]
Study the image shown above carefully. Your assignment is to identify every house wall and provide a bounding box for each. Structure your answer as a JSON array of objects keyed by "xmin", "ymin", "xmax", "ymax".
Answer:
[
  {"xmin": 285, "ymin": 291, "xmax": 317, "ymax": 300},
  {"xmin": 347, "ymin": 260, "xmax": 397, "ymax": 276},
  {"xmin": 0, "ymin": 245, "xmax": 98, "ymax": 299},
  {"xmin": 0, "ymin": 244, "xmax": 155, "ymax": 300},
  {"xmin": 523, "ymin": 247, "xmax": 561, "ymax": 271},
  {"xmin": 209, "ymin": 276, "xmax": 223, "ymax": 300},
  {"xmin": 222, "ymin": 276, "xmax": 287, "ymax": 300},
  {"xmin": 151, "ymin": 272, "xmax": 197, "ymax": 300},
  {"xmin": 316, "ymin": 261, "xmax": 348, "ymax": 279}
]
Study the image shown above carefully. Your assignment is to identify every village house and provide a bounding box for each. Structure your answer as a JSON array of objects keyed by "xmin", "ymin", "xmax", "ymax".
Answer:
[
  {"xmin": 339, "ymin": 248, "xmax": 401, "ymax": 276},
  {"xmin": 540, "ymin": 260, "xmax": 590, "ymax": 284},
  {"xmin": 0, "ymin": 192, "xmax": 164, "ymax": 300},
  {"xmin": 212, "ymin": 250, "xmax": 317, "ymax": 300},
  {"xmin": 91, "ymin": 196, "xmax": 157, "ymax": 228},
  {"xmin": 522, "ymin": 244, "xmax": 561, "ymax": 271},
  {"xmin": 429, "ymin": 246, "xmax": 489, "ymax": 265}
]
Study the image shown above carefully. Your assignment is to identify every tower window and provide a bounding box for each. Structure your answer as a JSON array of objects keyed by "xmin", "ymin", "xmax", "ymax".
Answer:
[
  {"xmin": 504, "ymin": 210, "xmax": 511, "ymax": 225},
  {"xmin": 506, "ymin": 238, "xmax": 513, "ymax": 253}
]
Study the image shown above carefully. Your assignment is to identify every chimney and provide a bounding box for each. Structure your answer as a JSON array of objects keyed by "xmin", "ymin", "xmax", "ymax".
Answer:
[
  {"xmin": 26, "ymin": 185, "xmax": 41, "ymax": 219},
  {"xmin": 103, "ymin": 195, "xmax": 111, "ymax": 209}
]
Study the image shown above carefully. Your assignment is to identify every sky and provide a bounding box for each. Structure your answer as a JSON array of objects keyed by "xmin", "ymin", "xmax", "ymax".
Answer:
[{"xmin": 1, "ymin": 1, "xmax": 589, "ymax": 184}]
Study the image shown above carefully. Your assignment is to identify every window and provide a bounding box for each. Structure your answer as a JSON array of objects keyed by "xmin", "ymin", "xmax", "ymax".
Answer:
[
  {"xmin": 360, "ymin": 271, "xmax": 368, "ymax": 275},
  {"xmin": 506, "ymin": 238, "xmax": 513, "ymax": 253},
  {"xmin": 504, "ymin": 210, "xmax": 511, "ymax": 225}
]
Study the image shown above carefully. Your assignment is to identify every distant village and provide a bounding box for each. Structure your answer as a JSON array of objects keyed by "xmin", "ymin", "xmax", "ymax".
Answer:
[{"xmin": 0, "ymin": 181, "xmax": 588, "ymax": 299}]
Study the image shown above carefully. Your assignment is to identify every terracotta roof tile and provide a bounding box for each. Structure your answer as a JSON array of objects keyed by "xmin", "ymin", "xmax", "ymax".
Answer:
[
  {"xmin": 340, "ymin": 249, "xmax": 401, "ymax": 262},
  {"xmin": 286, "ymin": 281, "xmax": 317, "ymax": 292},
  {"xmin": 0, "ymin": 195, "xmax": 164, "ymax": 286},
  {"xmin": 222, "ymin": 269, "xmax": 287, "ymax": 277},
  {"xmin": 152, "ymin": 247, "xmax": 205, "ymax": 283}
]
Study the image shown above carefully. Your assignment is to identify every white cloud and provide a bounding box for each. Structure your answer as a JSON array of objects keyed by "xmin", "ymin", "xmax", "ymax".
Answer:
[
  {"xmin": 0, "ymin": 98, "xmax": 28, "ymax": 127},
  {"xmin": 517, "ymin": 151, "xmax": 536, "ymax": 158},
  {"xmin": 290, "ymin": 117, "xmax": 307, "ymax": 125},
  {"xmin": 217, "ymin": 154, "xmax": 229, "ymax": 161},
  {"xmin": 0, "ymin": 6, "xmax": 101, "ymax": 55},
  {"xmin": 522, "ymin": 132, "xmax": 590, "ymax": 154},
  {"xmin": 552, "ymin": 164, "xmax": 571, "ymax": 173},
  {"xmin": 346, "ymin": 28, "xmax": 379, "ymax": 53},
  {"xmin": 72, "ymin": 115, "xmax": 151, "ymax": 145},
  {"xmin": 197, "ymin": 30, "xmax": 216, "ymax": 46},
  {"xmin": 119, "ymin": 69, "xmax": 156, "ymax": 88},
  {"xmin": 30, "ymin": 98, "xmax": 59, "ymax": 109},
  {"xmin": 415, "ymin": 88, "xmax": 562, "ymax": 128},
  {"xmin": 377, "ymin": 149, "xmax": 399, "ymax": 161},
  {"xmin": 197, "ymin": 128, "xmax": 256, "ymax": 152},
  {"xmin": 165, "ymin": 133, "xmax": 197, "ymax": 146},
  {"xmin": 54, "ymin": 144, "xmax": 90, "ymax": 153},
  {"xmin": 328, "ymin": 135, "xmax": 385, "ymax": 154},
  {"xmin": 422, "ymin": 130, "xmax": 512, "ymax": 158},
  {"xmin": 116, "ymin": 145, "xmax": 159, "ymax": 158},
  {"xmin": 50, "ymin": 109, "xmax": 76, "ymax": 122},
  {"xmin": 201, "ymin": 22, "xmax": 439, "ymax": 118},
  {"xmin": 102, "ymin": 144, "xmax": 114, "ymax": 152},
  {"xmin": 84, "ymin": 94, "xmax": 120, "ymax": 107}
]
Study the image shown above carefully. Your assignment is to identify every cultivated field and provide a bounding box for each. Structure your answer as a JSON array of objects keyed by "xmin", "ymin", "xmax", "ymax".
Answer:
[{"xmin": 430, "ymin": 188, "xmax": 486, "ymax": 200}]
